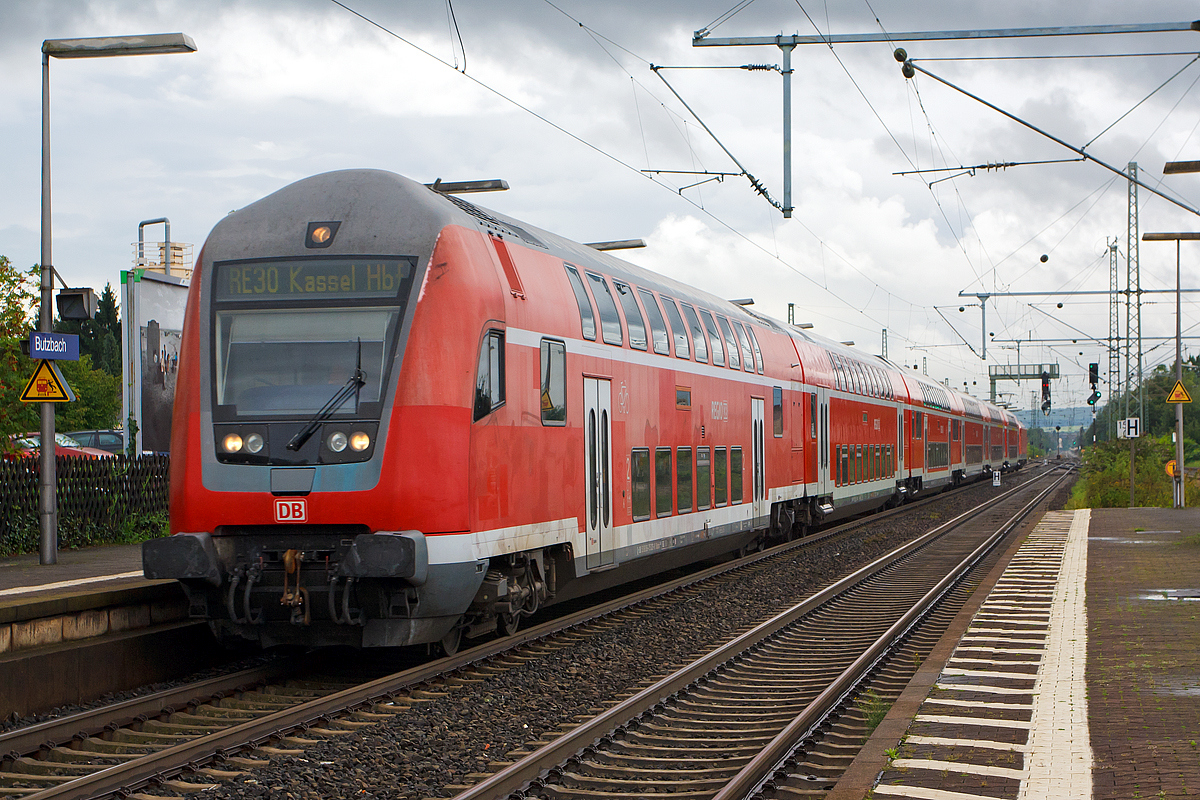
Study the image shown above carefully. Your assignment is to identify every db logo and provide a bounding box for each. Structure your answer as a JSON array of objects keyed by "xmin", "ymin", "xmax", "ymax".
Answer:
[{"xmin": 274, "ymin": 498, "xmax": 307, "ymax": 523}]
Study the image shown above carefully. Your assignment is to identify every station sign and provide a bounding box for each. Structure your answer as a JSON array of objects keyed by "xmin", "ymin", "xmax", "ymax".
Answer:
[{"xmin": 29, "ymin": 331, "xmax": 79, "ymax": 361}]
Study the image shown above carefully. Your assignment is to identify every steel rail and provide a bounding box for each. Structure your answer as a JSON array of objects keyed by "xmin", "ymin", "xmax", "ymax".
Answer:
[
  {"xmin": 715, "ymin": 467, "xmax": 1072, "ymax": 800},
  {"xmin": 0, "ymin": 660, "xmax": 295, "ymax": 760},
  {"xmin": 448, "ymin": 467, "xmax": 1067, "ymax": 800}
]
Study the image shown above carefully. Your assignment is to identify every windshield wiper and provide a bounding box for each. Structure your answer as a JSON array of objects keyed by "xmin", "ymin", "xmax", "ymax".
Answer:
[{"xmin": 287, "ymin": 338, "xmax": 365, "ymax": 451}]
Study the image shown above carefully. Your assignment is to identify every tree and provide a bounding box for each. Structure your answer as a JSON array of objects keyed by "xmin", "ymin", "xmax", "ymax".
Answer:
[
  {"xmin": 55, "ymin": 282, "xmax": 121, "ymax": 377},
  {"xmin": 0, "ymin": 257, "xmax": 39, "ymax": 444},
  {"xmin": 0, "ymin": 256, "xmax": 121, "ymax": 441}
]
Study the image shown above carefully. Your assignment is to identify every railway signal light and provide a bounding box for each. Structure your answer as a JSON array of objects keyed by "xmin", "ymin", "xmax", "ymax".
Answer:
[
  {"xmin": 1088, "ymin": 362, "xmax": 1099, "ymax": 386},
  {"xmin": 1087, "ymin": 390, "xmax": 1101, "ymax": 406},
  {"xmin": 1040, "ymin": 370, "xmax": 1051, "ymax": 414}
]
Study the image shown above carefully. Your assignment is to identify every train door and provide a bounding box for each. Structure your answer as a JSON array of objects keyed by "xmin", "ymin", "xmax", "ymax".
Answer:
[
  {"xmin": 817, "ymin": 388, "xmax": 831, "ymax": 496},
  {"xmin": 897, "ymin": 410, "xmax": 904, "ymax": 476},
  {"xmin": 584, "ymin": 378, "xmax": 614, "ymax": 569},
  {"xmin": 751, "ymin": 397, "xmax": 767, "ymax": 523}
]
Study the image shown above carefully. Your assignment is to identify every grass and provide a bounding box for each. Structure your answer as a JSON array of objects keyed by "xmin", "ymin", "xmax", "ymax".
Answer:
[{"xmin": 856, "ymin": 690, "xmax": 892, "ymax": 735}]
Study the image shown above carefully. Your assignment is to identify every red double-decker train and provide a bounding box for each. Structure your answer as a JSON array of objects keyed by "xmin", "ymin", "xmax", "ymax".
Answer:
[{"xmin": 144, "ymin": 169, "xmax": 1026, "ymax": 653}]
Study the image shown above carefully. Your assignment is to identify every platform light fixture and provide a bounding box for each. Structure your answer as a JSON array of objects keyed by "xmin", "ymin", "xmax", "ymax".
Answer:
[{"xmin": 38, "ymin": 32, "xmax": 196, "ymax": 565}]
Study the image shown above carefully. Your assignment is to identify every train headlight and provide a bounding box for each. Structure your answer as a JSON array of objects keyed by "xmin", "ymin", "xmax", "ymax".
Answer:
[
  {"xmin": 327, "ymin": 430, "xmax": 348, "ymax": 453},
  {"xmin": 245, "ymin": 433, "xmax": 265, "ymax": 454},
  {"xmin": 222, "ymin": 433, "xmax": 243, "ymax": 453},
  {"xmin": 350, "ymin": 431, "xmax": 370, "ymax": 451}
]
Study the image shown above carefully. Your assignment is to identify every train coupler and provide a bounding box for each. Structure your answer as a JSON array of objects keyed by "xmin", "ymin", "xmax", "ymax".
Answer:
[{"xmin": 280, "ymin": 549, "xmax": 311, "ymax": 625}]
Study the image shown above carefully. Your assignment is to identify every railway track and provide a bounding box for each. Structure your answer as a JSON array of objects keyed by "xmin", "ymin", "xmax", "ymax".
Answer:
[
  {"xmin": 0, "ymin": 465, "xmax": 1065, "ymax": 800},
  {"xmin": 449, "ymin": 465, "xmax": 1071, "ymax": 800}
]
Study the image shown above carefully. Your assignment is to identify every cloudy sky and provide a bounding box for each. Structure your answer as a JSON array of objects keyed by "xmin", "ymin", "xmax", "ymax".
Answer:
[{"xmin": 3, "ymin": 1, "xmax": 1200, "ymax": 421}]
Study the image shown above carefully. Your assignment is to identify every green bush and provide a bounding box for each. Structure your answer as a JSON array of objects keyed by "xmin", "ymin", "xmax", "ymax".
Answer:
[{"xmin": 1069, "ymin": 436, "xmax": 1200, "ymax": 508}]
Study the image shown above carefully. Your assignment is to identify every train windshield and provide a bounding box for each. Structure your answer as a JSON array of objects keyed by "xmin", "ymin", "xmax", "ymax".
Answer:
[{"xmin": 214, "ymin": 307, "xmax": 400, "ymax": 417}]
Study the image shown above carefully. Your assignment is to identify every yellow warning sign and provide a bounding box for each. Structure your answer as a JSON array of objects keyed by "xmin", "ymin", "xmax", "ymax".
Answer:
[
  {"xmin": 19, "ymin": 359, "xmax": 75, "ymax": 403},
  {"xmin": 1167, "ymin": 459, "xmax": 1179, "ymax": 477},
  {"xmin": 1166, "ymin": 380, "xmax": 1193, "ymax": 404}
]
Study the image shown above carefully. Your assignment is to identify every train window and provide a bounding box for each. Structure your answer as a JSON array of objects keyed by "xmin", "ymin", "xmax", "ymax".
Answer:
[
  {"xmin": 697, "ymin": 447, "xmax": 712, "ymax": 510},
  {"xmin": 887, "ymin": 445, "xmax": 894, "ymax": 476},
  {"xmin": 772, "ymin": 387, "xmax": 784, "ymax": 437},
  {"xmin": 731, "ymin": 447, "xmax": 743, "ymax": 503},
  {"xmin": 732, "ymin": 321, "xmax": 754, "ymax": 372},
  {"xmin": 637, "ymin": 289, "xmax": 671, "ymax": 355},
  {"xmin": 717, "ymin": 316, "xmax": 740, "ymax": 370},
  {"xmin": 714, "ymin": 448, "xmax": 728, "ymax": 506},
  {"xmin": 613, "ymin": 281, "xmax": 647, "ymax": 351},
  {"xmin": 655, "ymin": 448, "xmax": 673, "ymax": 517},
  {"xmin": 586, "ymin": 272, "xmax": 624, "ymax": 346},
  {"xmin": 660, "ymin": 297, "xmax": 691, "ymax": 360},
  {"xmin": 677, "ymin": 447, "xmax": 693, "ymax": 513},
  {"xmin": 632, "ymin": 449, "xmax": 651, "ymax": 521},
  {"xmin": 840, "ymin": 445, "xmax": 848, "ymax": 486},
  {"xmin": 680, "ymin": 304, "xmax": 708, "ymax": 363},
  {"xmin": 676, "ymin": 387, "xmax": 691, "ymax": 409},
  {"xmin": 587, "ymin": 410, "xmax": 598, "ymax": 529},
  {"xmin": 913, "ymin": 411, "xmax": 923, "ymax": 439},
  {"xmin": 746, "ymin": 326, "xmax": 764, "ymax": 374},
  {"xmin": 699, "ymin": 310, "xmax": 725, "ymax": 367},
  {"xmin": 876, "ymin": 445, "xmax": 881, "ymax": 479},
  {"xmin": 951, "ymin": 419, "xmax": 960, "ymax": 440},
  {"xmin": 564, "ymin": 265, "xmax": 596, "ymax": 341},
  {"xmin": 810, "ymin": 394, "xmax": 817, "ymax": 439},
  {"xmin": 540, "ymin": 339, "xmax": 566, "ymax": 426},
  {"xmin": 856, "ymin": 445, "xmax": 863, "ymax": 482},
  {"xmin": 473, "ymin": 330, "xmax": 505, "ymax": 421}
]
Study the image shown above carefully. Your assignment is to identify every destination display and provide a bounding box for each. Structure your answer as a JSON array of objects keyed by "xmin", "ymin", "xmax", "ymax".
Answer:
[{"xmin": 214, "ymin": 257, "xmax": 414, "ymax": 301}]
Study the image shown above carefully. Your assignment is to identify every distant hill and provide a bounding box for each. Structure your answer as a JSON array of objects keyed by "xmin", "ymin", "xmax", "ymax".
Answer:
[{"xmin": 1013, "ymin": 406, "xmax": 1096, "ymax": 432}]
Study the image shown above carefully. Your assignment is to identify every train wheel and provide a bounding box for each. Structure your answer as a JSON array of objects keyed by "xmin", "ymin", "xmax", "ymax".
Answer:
[
  {"xmin": 497, "ymin": 610, "xmax": 520, "ymax": 637},
  {"xmin": 438, "ymin": 624, "xmax": 463, "ymax": 657}
]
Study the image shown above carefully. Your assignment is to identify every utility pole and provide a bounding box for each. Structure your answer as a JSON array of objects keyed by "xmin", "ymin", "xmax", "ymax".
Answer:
[
  {"xmin": 1127, "ymin": 162, "xmax": 1143, "ymax": 424},
  {"xmin": 1108, "ymin": 239, "xmax": 1120, "ymax": 440}
]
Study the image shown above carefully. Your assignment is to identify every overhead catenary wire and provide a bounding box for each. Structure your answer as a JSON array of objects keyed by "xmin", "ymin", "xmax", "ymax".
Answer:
[{"xmin": 899, "ymin": 57, "xmax": 1200, "ymax": 218}]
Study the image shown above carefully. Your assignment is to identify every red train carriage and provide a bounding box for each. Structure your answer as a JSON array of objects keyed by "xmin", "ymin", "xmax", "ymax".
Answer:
[{"xmin": 144, "ymin": 169, "xmax": 1025, "ymax": 651}]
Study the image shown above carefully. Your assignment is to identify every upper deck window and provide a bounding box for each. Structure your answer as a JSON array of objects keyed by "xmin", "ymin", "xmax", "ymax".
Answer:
[
  {"xmin": 586, "ymin": 272, "xmax": 624, "ymax": 346},
  {"xmin": 746, "ymin": 326, "xmax": 764, "ymax": 374},
  {"xmin": 564, "ymin": 264, "xmax": 596, "ymax": 341},
  {"xmin": 680, "ymin": 304, "xmax": 708, "ymax": 363},
  {"xmin": 699, "ymin": 310, "xmax": 725, "ymax": 367},
  {"xmin": 613, "ymin": 281, "xmax": 647, "ymax": 351},
  {"xmin": 718, "ymin": 317, "xmax": 741, "ymax": 370},
  {"xmin": 732, "ymin": 322, "xmax": 754, "ymax": 372},
  {"xmin": 638, "ymin": 289, "xmax": 670, "ymax": 355},
  {"xmin": 660, "ymin": 297, "xmax": 690, "ymax": 360}
]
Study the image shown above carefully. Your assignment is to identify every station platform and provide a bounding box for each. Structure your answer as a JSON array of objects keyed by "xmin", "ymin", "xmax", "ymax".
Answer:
[
  {"xmin": 0, "ymin": 543, "xmax": 208, "ymax": 717},
  {"xmin": 830, "ymin": 507, "xmax": 1200, "ymax": 800}
]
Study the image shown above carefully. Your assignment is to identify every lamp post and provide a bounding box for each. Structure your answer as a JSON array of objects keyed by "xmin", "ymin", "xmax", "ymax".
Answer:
[
  {"xmin": 1142, "ymin": 231, "xmax": 1200, "ymax": 509},
  {"xmin": 39, "ymin": 33, "xmax": 196, "ymax": 565}
]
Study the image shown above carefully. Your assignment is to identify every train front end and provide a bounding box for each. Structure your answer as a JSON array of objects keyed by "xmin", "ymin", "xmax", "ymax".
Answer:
[{"xmin": 145, "ymin": 170, "xmax": 480, "ymax": 649}]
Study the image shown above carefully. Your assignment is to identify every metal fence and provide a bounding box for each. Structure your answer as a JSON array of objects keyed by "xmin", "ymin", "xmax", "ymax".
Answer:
[{"xmin": 0, "ymin": 454, "xmax": 169, "ymax": 555}]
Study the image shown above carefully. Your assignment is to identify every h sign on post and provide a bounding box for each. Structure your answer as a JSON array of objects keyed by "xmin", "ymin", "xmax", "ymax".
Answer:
[
  {"xmin": 992, "ymin": 470, "xmax": 1001, "ymax": 487},
  {"xmin": 1126, "ymin": 417, "xmax": 1140, "ymax": 438}
]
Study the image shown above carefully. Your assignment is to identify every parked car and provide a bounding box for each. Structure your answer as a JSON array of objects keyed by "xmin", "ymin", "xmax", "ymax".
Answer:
[
  {"xmin": 7, "ymin": 433, "xmax": 112, "ymax": 460},
  {"xmin": 65, "ymin": 429, "xmax": 125, "ymax": 454}
]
